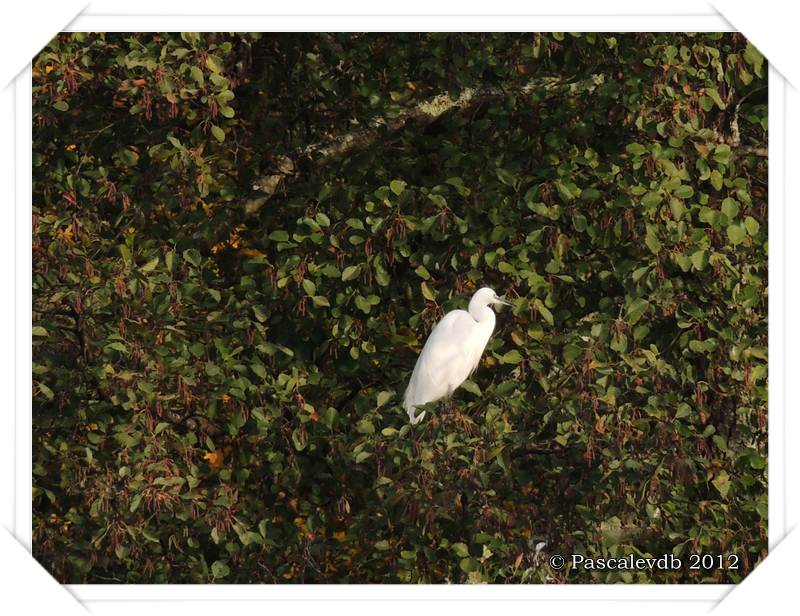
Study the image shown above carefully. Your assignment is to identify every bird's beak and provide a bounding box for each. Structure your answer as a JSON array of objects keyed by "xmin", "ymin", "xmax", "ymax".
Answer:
[{"xmin": 494, "ymin": 296, "xmax": 513, "ymax": 306}]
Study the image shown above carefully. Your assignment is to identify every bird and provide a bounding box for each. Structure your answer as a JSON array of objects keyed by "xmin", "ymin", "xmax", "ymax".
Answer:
[{"xmin": 403, "ymin": 287, "xmax": 512, "ymax": 424}]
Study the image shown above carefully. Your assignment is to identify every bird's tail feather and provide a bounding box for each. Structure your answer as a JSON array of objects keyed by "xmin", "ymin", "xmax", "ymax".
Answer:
[{"xmin": 403, "ymin": 383, "xmax": 426, "ymax": 424}]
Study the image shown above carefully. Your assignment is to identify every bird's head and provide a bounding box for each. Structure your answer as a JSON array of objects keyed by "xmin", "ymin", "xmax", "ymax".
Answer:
[{"xmin": 473, "ymin": 287, "xmax": 513, "ymax": 308}]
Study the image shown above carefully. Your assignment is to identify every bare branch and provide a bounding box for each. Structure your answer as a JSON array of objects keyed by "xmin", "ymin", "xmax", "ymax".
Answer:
[{"xmin": 244, "ymin": 74, "xmax": 606, "ymax": 215}]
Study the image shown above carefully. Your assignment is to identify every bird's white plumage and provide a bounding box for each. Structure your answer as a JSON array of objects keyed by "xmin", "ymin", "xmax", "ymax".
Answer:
[{"xmin": 403, "ymin": 287, "xmax": 511, "ymax": 424}]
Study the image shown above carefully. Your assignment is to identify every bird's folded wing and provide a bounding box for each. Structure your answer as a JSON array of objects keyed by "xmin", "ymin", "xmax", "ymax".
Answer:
[{"xmin": 416, "ymin": 310, "xmax": 474, "ymax": 371}]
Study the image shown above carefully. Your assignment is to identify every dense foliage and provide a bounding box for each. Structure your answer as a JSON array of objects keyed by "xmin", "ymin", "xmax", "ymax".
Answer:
[{"xmin": 32, "ymin": 33, "xmax": 767, "ymax": 583}]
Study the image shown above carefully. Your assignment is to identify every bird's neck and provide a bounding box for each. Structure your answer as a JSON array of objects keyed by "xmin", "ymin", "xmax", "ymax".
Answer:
[{"xmin": 469, "ymin": 304, "xmax": 495, "ymax": 324}]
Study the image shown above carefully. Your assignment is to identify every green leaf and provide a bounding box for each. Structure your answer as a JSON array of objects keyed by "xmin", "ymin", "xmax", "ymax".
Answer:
[
  {"xmin": 727, "ymin": 225, "xmax": 746, "ymax": 246},
  {"xmin": 710, "ymin": 170, "xmax": 723, "ymax": 191},
  {"xmin": 140, "ymin": 257, "xmax": 159, "ymax": 272},
  {"xmin": 390, "ymin": 179, "xmax": 406, "ymax": 196},
  {"xmin": 32, "ymin": 326, "xmax": 49, "ymax": 337},
  {"xmin": 626, "ymin": 298, "xmax": 650, "ymax": 325},
  {"xmin": 501, "ymin": 349, "xmax": 523, "ymax": 364},
  {"xmin": 376, "ymin": 391, "xmax": 393, "ymax": 408},
  {"xmin": 555, "ymin": 180, "xmax": 579, "ymax": 201},
  {"xmin": 356, "ymin": 419, "xmax": 375, "ymax": 435},
  {"xmin": 562, "ymin": 343, "xmax": 583, "ymax": 364},
  {"xmin": 252, "ymin": 305, "xmax": 268, "ymax": 322},
  {"xmin": 189, "ymin": 65, "xmax": 204, "ymax": 85},
  {"xmin": 712, "ymin": 470, "xmax": 731, "ymax": 499},
  {"xmin": 705, "ymin": 87, "xmax": 726, "ymax": 110},
  {"xmin": 644, "ymin": 230, "xmax": 661, "ymax": 254},
  {"xmin": 302, "ymin": 279, "xmax": 316, "ymax": 296},
  {"xmin": 690, "ymin": 249, "xmax": 710, "ymax": 271},
  {"xmin": 421, "ymin": 281, "xmax": 436, "ymax": 301},
  {"xmin": 744, "ymin": 216, "xmax": 760, "ymax": 236},
  {"xmin": 750, "ymin": 454, "xmax": 766, "ymax": 470},
  {"xmin": 291, "ymin": 427, "xmax": 308, "ymax": 451},
  {"xmin": 183, "ymin": 249, "xmax": 201, "ymax": 267},
  {"xmin": 534, "ymin": 299, "xmax": 554, "ymax": 326},
  {"xmin": 354, "ymin": 295, "xmax": 372, "ymax": 313},
  {"xmin": 211, "ymin": 125, "xmax": 225, "ymax": 143},
  {"xmin": 211, "ymin": 560, "xmax": 230, "ymax": 579},
  {"xmin": 642, "ymin": 192, "xmax": 661, "ymax": 208},
  {"xmin": 496, "ymin": 168, "xmax": 517, "ymax": 187},
  {"xmin": 714, "ymin": 144, "xmax": 732, "ymax": 165},
  {"xmin": 460, "ymin": 380, "xmax": 481, "ymax": 396},
  {"xmin": 459, "ymin": 557, "xmax": 480, "ymax": 573},
  {"xmin": 415, "ymin": 265, "xmax": 431, "ymax": 280},
  {"xmin": 52, "ymin": 100, "xmax": 69, "ymax": 112},
  {"xmin": 600, "ymin": 517, "xmax": 623, "ymax": 547},
  {"xmin": 669, "ymin": 198, "xmax": 685, "ymax": 220},
  {"xmin": 451, "ymin": 542, "xmax": 470, "ymax": 557},
  {"xmin": 107, "ymin": 342, "xmax": 128, "ymax": 353},
  {"xmin": 206, "ymin": 54, "xmax": 224, "ymax": 74},
  {"xmin": 341, "ymin": 265, "xmax": 360, "ymax": 282},
  {"xmin": 139, "ymin": 526, "xmax": 165, "ymax": 544},
  {"xmin": 117, "ymin": 244, "xmax": 133, "ymax": 265},
  {"xmin": 673, "ymin": 185, "xmax": 694, "ymax": 199},
  {"xmin": 129, "ymin": 493, "xmax": 142, "ymax": 513},
  {"xmin": 721, "ymin": 198, "xmax": 739, "ymax": 220},
  {"xmin": 212, "ymin": 76, "xmax": 231, "ymax": 91},
  {"xmin": 37, "ymin": 382, "xmax": 54, "ymax": 400},
  {"xmin": 268, "ymin": 230, "xmax": 290, "ymax": 242},
  {"xmin": 743, "ymin": 42, "xmax": 764, "ymax": 76},
  {"xmin": 675, "ymin": 403, "xmax": 692, "ymax": 419},
  {"xmin": 118, "ymin": 148, "xmax": 139, "ymax": 167}
]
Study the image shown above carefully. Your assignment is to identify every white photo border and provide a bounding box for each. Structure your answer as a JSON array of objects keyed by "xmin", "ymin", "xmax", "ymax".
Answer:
[{"xmin": 7, "ymin": 3, "xmax": 790, "ymax": 614}]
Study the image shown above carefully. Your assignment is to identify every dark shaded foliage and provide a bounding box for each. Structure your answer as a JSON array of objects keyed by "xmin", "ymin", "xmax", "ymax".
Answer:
[{"xmin": 33, "ymin": 32, "xmax": 767, "ymax": 583}]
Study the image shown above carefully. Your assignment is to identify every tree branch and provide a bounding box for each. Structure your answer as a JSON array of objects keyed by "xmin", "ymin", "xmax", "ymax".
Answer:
[
  {"xmin": 736, "ymin": 145, "xmax": 768, "ymax": 157},
  {"xmin": 243, "ymin": 73, "xmax": 606, "ymax": 215},
  {"xmin": 510, "ymin": 443, "xmax": 570, "ymax": 461},
  {"xmin": 241, "ymin": 72, "xmax": 766, "ymax": 216}
]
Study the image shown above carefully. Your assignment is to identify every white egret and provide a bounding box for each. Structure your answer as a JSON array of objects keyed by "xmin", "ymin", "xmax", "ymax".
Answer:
[{"xmin": 403, "ymin": 287, "xmax": 512, "ymax": 424}]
